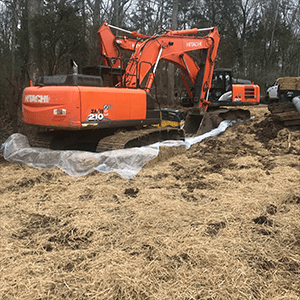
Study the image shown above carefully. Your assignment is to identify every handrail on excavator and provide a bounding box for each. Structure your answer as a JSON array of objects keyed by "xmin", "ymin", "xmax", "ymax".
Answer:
[{"xmin": 106, "ymin": 22, "xmax": 215, "ymax": 39}]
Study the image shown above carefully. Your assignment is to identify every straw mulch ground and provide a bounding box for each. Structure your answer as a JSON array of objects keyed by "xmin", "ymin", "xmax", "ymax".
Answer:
[{"xmin": 1, "ymin": 105, "xmax": 300, "ymax": 300}]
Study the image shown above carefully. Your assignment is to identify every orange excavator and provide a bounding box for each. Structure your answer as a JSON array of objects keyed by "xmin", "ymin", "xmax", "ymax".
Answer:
[{"xmin": 22, "ymin": 22, "xmax": 260, "ymax": 152}]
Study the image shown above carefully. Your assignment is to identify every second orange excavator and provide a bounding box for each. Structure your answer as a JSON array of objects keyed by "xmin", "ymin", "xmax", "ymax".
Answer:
[{"xmin": 22, "ymin": 22, "xmax": 260, "ymax": 152}]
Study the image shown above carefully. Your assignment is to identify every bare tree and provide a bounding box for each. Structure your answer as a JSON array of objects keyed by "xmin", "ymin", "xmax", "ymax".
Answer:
[
  {"xmin": 27, "ymin": 0, "xmax": 41, "ymax": 81},
  {"xmin": 167, "ymin": 0, "xmax": 178, "ymax": 106}
]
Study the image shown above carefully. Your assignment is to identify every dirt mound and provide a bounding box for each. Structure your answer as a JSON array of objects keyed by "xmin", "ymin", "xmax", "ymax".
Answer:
[{"xmin": 1, "ymin": 105, "xmax": 300, "ymax": 299}]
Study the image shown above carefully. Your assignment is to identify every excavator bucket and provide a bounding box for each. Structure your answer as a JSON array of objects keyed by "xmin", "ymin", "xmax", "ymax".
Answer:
[
  {"xmin": 184, "ymin": 111, "xmax": 213, "ymax": 136},
  {"xmin": 184, "ymin": 108, "xmax": 251, "ymax": 136}
]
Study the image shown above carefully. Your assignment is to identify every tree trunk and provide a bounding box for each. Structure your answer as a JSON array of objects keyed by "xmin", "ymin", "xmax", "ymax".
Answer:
[
  {"xmin": 27, "ymin": 0, "xmax": 40, "ymax": 81},
  {"xmin": 167, "ymin": 0, "xmax": 178, "ymax": 106},
  {"xmin": 94, "ymin": 0, "xmax": 101, "ymax": 26},
  {"xmin": 7, "ymin": 1, "xmax": 20, "ymax": 133}
]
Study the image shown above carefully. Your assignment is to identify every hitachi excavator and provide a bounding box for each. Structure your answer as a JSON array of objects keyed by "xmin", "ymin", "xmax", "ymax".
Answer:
[{"xmin": 22, "ymin": 22, "xmax": 260, "ymax": 152}]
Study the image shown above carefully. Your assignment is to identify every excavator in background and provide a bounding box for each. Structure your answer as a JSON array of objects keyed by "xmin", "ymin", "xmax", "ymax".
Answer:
[
  {"xmin": 181, "ymin": 67, "xmax": 259, "ymax": 107},
  {"xmin": 208, "ymin": 68, "xmax": 259, "ymax": 105},
  {"xmin": 22, "ymin": 22, "xmax": 260, "ymax": 152}
]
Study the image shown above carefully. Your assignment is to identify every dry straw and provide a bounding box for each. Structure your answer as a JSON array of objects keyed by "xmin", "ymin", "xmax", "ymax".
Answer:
[{"xmin": 1, "ymin": 106, "xmax": 300, "ymax": 299}]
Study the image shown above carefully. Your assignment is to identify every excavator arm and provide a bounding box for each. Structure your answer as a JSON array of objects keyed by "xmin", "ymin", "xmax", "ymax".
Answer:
[
  {"xmin": 97, "ymin": 23, "xmax": 146, "ymax": 68},
  {"xmin": 97, "ymin": 23, "xmax": 220, "ymax": 111},
  {"xmin": 97, "ymin": 23, "xmax": 200, "ymax": 84},
  {"xmin": 123, "ymin": 27, "xmax": 219, "ymax": 111}
]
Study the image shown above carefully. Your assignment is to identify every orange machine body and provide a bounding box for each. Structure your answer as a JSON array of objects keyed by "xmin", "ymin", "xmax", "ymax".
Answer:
[
  {"xmin": 23, "ymin": 23, "xmax": 221, "ymax": 132},
  {"xmin": 22, "ymin": 86, "xmax": 154, "ymax": 130},
  {"xmin": 232, "ymin": 84, "xmax": 260, "ymax": 104}
]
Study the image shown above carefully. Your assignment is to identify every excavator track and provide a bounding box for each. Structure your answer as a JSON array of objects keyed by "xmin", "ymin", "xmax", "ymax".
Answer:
[
  {"xmin": 268, "ymin": 102, "xmax": 300, "ymax": 126},
  {"xmin": 96, "ymin": 127, "xmax": 184, "ymax": 153},
  {"xmin": 26, "ymin": 127, "xmax": 184, "ymax": 153},
  {"xmin": 27, "ymin": 129, "xmax": 109, "ymax": 152},
  {"xmin": 27, "ymin": 131, "xmax": 55, "ymax": 149}
]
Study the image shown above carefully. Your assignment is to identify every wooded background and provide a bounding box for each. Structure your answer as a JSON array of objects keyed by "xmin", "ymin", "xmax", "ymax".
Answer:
[{"xmin": 1, "ymin": 0, "xmax": 300, "ymax": 132}]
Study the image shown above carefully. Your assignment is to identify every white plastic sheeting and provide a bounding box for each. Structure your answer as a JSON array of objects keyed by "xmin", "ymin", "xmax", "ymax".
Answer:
[{"xmin": 0, "ymin": 120, "xmax": 233, "ymax": 178}]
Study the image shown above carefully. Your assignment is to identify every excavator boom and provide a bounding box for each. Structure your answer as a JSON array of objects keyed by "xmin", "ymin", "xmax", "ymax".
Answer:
[{"xmin": 97, "ymin": 22, "xmax": 220, "ymax": 111}]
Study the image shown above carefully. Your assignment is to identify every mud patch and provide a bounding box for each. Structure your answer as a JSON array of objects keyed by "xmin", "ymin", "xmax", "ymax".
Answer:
[
  {"xmin": 254, "ymin": 118, "xmax": 284, "ymax": 146},
  {"xmin": 12, "ymin": 213, "xmax": 60, "ymax": 240},
  {"xmin": 253, "ymin": 216, "xmax": 273, "ymax": 226},
  {"xmin": 124, "ymin": 188, "xmax": 139, "ymax": 197},
  {"xmin": 48, "ymin": 228, "xmax": 94, "ymax": 250},
  {"xmin": 78, "ymin": 188, "xmax": 94, "ymax": 201},
  {"xmin": 204, "ymin": 221, "xmax": 226, "ymax": 237},
  {"xmin": 266, "ymin": 204, "xmax": 277, "ymax": 215}
]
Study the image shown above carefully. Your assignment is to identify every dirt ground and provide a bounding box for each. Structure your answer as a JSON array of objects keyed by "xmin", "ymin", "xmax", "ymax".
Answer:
[{"xmin": 1, "ymin": 105, "xmax": 300, "ymax": 300}]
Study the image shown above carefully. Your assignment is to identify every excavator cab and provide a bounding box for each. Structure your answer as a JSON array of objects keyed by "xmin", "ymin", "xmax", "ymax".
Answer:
[
  {"xmin": 181, "ymin": 68, "xmax": 233, "ymax": 107},
  {"xmin": 209, "ymin": 68, "xmax": 233, "ymax": 102}
]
